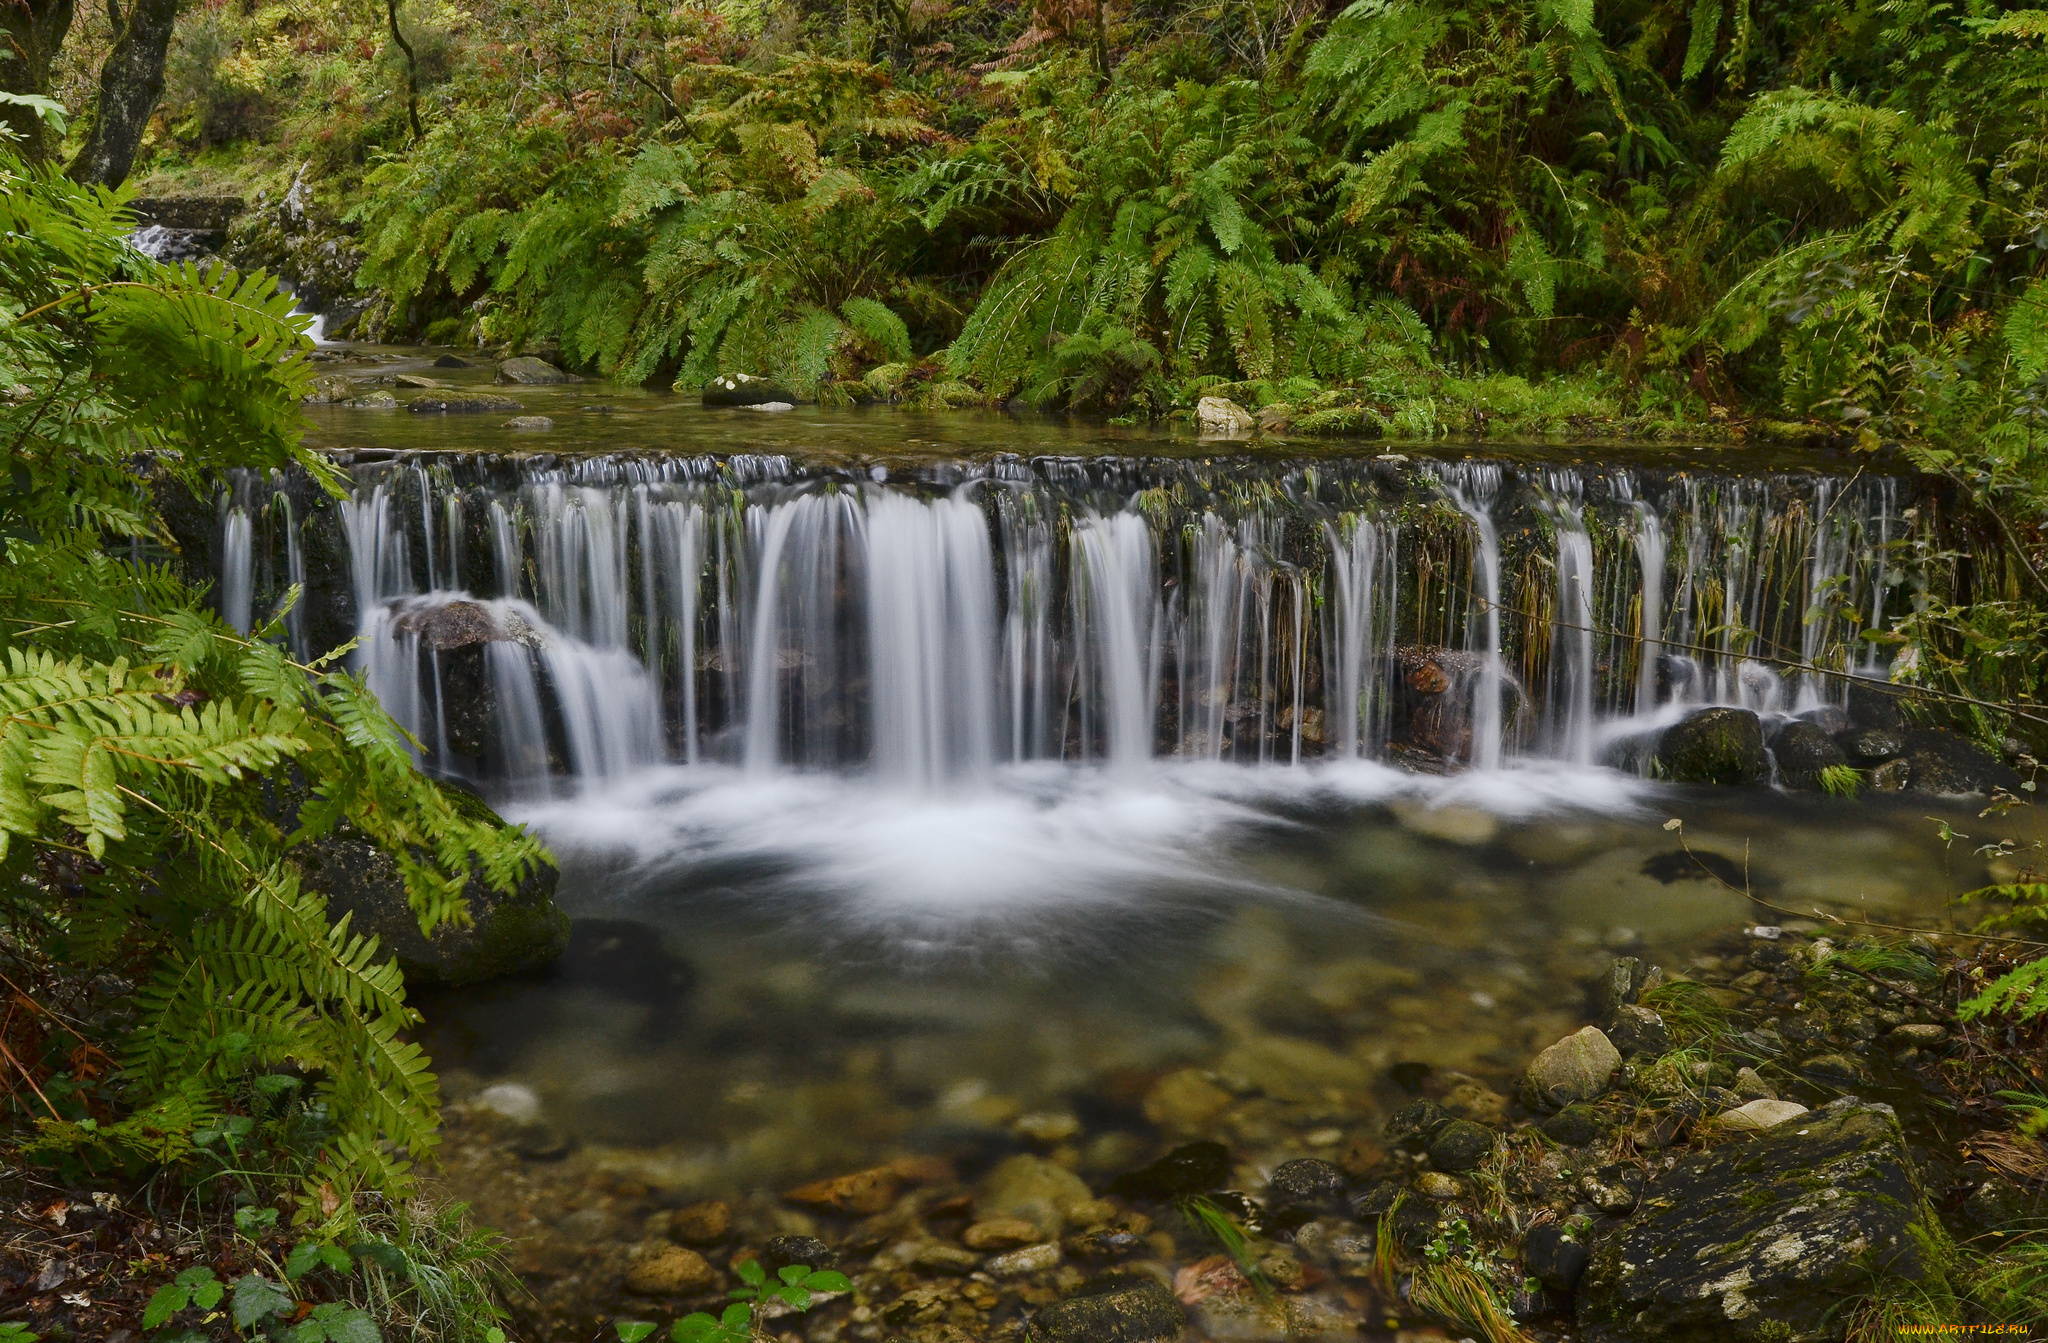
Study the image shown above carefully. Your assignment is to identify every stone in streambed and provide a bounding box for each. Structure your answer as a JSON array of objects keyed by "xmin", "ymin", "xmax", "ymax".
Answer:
[
  {"xmin": 409, "ymin": 392, "xmax": 523, "ymax": 413},
  {"xmin": 1195, "ymin": 396, "xmax": 1254, "ymax": 436},
  {"xmin": 624, "ymin": 1242, "xmax": 716, "ymax": 1295},
  {"xmin": 1142, "ymin": 1068, "xmax": 1232, "ymax": 1130},
  {"xmin": 1426, "ymin": 1119, "xmax": 1497, "ymax": 1173},
  {"xmin": 1902, "ymin": 727, "xmax": 2021, "ymax": 795},
  {"xmin": 1657, "ymin": 707, "xmax": 1769, "ymax": 785},
  {"xmin": 785, "ymin": 1166, "xmax": 902, "ymax": 1215},
  {"xmin": 1715, "ymin": 1099, "xmax": 1809, "ymax": 1132},
  {"xmin": 1266, "ymin": 1157, "xmax": 1347, "ymax": 1211},
  {"xmin": 762, "ymin": 1235, "xmax": 837, "ymax": 1273},
  {"xmin": 987, "ymin": 1242, "xmax": 1062, "ymax": 1277},
  {"xmin": 497, "ymin": 356, "xmax": 577, "ymax": 384},
  {"xmin": 503, "ymin": 415, "xmax": 553, "ymax": 430},
  {"xmin": 1110, "ymin": 1141, "xmax": 1231, "ymax": 1201},
  {"xmin": 1523, "ymin": 1223, "xmax": 1590, "ymax": 1292},
  {"xmin": 1028, "ymin": 1278, "xmax": 1187, "ymax": 1343},
  {"xmin": 964, "ymin": 1217, "xmax": 1042, "ymax": 1250},
  {"xmin": 1522, "ymin": 1026, "xmax": 1621, "ymax": 1111},
  {"xmin": 1576, "ymin": 1103, "xmax": 1940, "ymax": 1342},
  {"xmin": 668, "ymin": 1200, "xmax": 732, "ymax": 1245},
  {"xmin": 1841, "ymin": 726, "xmax": 1905, "ymax": 763},
  {"xmin": 1606, "ymin": 1003, "xmax": 1672, "ymax": 1057},
  {"xmin": 1541, "ymin": 1104, "xmax": 1604, "ymax": 1146},
  {"xmin": 432, "ymin": 354, "xmax": 473, "ymax": 368},
  {"xmin": 1771, "ymin": 719, "xmax": 1849, "ymax": 789},
  {"xmin": 394, "ymin": 373, "xmax": 442, "ymax": 388},
  {"xmin": 1732, "ymin": 1067, "xmax": 1776, "ymax": 1102},
  {"xmin": 980, "ymin": 1154, "xmax": 1094, "ymax": 1235},
  {"xmin": 702, "ymin": 373, "xmax": 794, "ymax": 406}
]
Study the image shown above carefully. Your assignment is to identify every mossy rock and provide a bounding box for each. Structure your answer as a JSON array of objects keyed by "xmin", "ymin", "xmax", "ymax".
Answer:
[
  {"xmin": 301, "ymin": 783, "xmax": 567, "ymax": 988},
  {"xmin": 1576, "ymin": 1101, "xmax": 1942, "ymax": 1342},
  {"xmin": 1656, "ymin": 707, "xmax": 1768, "ymax": 786}
]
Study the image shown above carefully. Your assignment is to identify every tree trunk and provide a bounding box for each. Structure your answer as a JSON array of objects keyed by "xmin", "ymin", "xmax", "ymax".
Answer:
[
  {"xmin": 66, "ymin": 0, "xmax": 178, "ymax": 186},
  {"xmin": 0, "ymin": 0, "xmax": 77, "ymax": 161}
]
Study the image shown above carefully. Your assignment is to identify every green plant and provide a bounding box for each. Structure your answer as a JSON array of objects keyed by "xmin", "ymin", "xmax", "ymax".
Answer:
[
  {"xmin": 1409, "ymin": 1259, "xmax": 1530, "ymax": 1343},
  {"xmin": 144, "ymin": 1266, "xmax": 225, "ymax": 1328},
  {"xmin": 1818, "ymin": 763, "xmax": 1863, "ymax": 797}
]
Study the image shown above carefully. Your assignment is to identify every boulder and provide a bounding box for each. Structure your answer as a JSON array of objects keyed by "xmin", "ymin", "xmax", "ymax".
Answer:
[
  {"xmin": 1523, "ymin": 1026, "xmax": 1621, "ymax": 1111},
  {"xmin": 702, "ymin": 373, "xmax": 796, "ymax": 407},
  {"xmin": 1846, "ymin": 678, "xmax": 1906, "ymax": 732},
  {"xmin": 497, "ymin": 356, "xmax": 577, "ymax": 384},
  {"xmin": 1195, "ymin": 396, "xmax": 1254, "ymax": 436},
  {"xmin": 1523, "ymin": 1223, "xmax": 1591, "ymax": 1292},
  {"xmin": 1869, "ymin": 758, "xmax": 1910, "ymax": 791},
  {"xmin": 1028, "ymin": 1279, "xmax": 1186, "ymax": 1343},
  {"xmin": 1769, "ymin": 719, "xmax": 1847, "ymax": 790},
  {"xmin": 1902, "ymin": 728, "xmax": 2021, "ymax": 795},
  {"xmin": 1839, "ymin": 726, "xmax": 1904, "ymax": 762},
  {"xmin": 1657, "ymin": 707, "xmax": 1768, "ymax": 785},
  {"xmin": 1577, "ymin": 1102, "xmax": 1941, "ymax": 1342},
  {"xmin": 409, "ymin": 393, "xmax": 523, "ymax": 414},
  {"xmin": 1795, "ymin": 704, "xmax": 1851, "ymax": 734},
  {"xmin": 433, "ymin": 354, "xmax": 474, "ymax": 368},
  {"xmin": 300, "ymin": 785, "xmax": 566, "ymax": 988}
]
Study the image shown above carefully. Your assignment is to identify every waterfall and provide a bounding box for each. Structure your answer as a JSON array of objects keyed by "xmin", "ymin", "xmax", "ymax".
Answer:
[
  {"xmin": 286, "ymin": 452, "xmax": 1916, "ymax": 799},
  {"xmin": 220, "ymin": 505, "xmax": 254, "ymax": 635}
]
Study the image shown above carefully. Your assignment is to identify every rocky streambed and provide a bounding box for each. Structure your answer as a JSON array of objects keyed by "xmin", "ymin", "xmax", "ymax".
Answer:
[{"xmin": 421, "ymin": 914, "xmax": 2046, "ymax": 1343}]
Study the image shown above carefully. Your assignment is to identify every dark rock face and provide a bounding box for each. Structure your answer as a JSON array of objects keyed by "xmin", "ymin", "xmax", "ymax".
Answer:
[
  {"xmin": 1840, "ymin": 727, "xmax": 1905, "ymax": 762},
  {"xmin": 1795, "ymin": 704, "xmax": 1851, "ymax": 734},
  {"xmin": 1385, "ymin": 1099, "xmax": 1453, "ymax": 1143},
  {"xmin": 1390, "ymin": 646, "xmax": 1491, "ymax": 761},
  {"xmin": 1265, "ymin": 1158, "xmax": 1347, "ymax": 1211},
  {"xmin": 409, "ymin": 393, "xmax": 524, "ymax": 414},
  {"xmin": 1846, "ymin": 678, "xmax": 1906, "ymax": 732},
  {"xmin": 1657, "ymin": 708, "xmax": 1768, "ymax": 785},
  {"xmin": 1770, "ymin": 720, "xmax": 1848, "ymax": 789},
  {"xmin": 131, "ymin": 196, "xmax": 246, "ymax": 231},
  {"xmin": 1606, "ymin": 1003, "xmax": 1672, "ymax": 1058},
  {"xmin": 1029, "ymin": 1279, "xmax": 1186, "ymax": 1343},
  {"xmin": 1577, "ymin": 1103, "xmax": 1938, "ymax": 1342},
  {"xmin": 498, "ymin": 356, "xmax": 577, "ymax": 385},
  {"xmin": 1902, "ymin": 728, "xmax": 2021, "ymax": 795},
  {"xmin": 702, "ymin": 373, "xmax": 796, "ymax": 407},
  {"xmin": 301, "ymin": 786, "xmax": 567, "ymax": 988},
  {"xmin": 1524, "ymin": 1223, "xmax": 1591, "ymax": 1292}
]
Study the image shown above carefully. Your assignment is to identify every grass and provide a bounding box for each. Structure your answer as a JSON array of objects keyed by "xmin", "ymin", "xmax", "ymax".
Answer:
[
  {"xmin": 1408, "ymin": 1262, "xmax": 1532, "ymax": 1343},
  {"xmin": 1637, "ymin": 980, "xmax": 1731, "ymax": 1047},
  {"xmin": 1819, "ymin": 763, "xmax": 1863, "ymax": 798}
]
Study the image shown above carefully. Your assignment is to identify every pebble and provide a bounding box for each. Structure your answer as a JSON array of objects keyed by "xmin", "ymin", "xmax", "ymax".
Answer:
[
  {"xmin": 784, "ymin": 1166, "xmax": 901, "ymax": 1215},
  {"xmin": 762, "ymin": 1234, "xmax": 836, "ymax": 1273},
  {"xmin": 984, "ymin": 1241, "xmax": 1062, "ymax": 1277},
  {"xmin": 1141, "ymin": 1068, "xmax": 1234, "ymax": 1130},
  {"xmin": 1413, "ymin": 1172, "xmax": 1464, "ymax": 1200},
  {"xmin": 1731, "ymin": 1067, "xmax": 1776, "ymax": 1102},
  {"xmin": 1523, "ymin": 1026, "xmax": 1622, "ymax": 1110},
  {"xmin": 1578, "ymin": 1165, "xmax": 1645, "ymax": 1212},
  {"xmin": 475, "ymin": 1082, "xmax": 541, "ymax": 1124},
  {"xmin": 624, "ymin": 1242, "xmax": 715, "ymax": 1295},
  {"xmin": 1889, "ymin": 1023, "xmax": 1947, "ymax": 1046},
  {"xmin": 914, "ymin": 1242, "xmax": 982, "ymax": 1274},
  {"xmin": 1716, "ymin": 1099, "xmax": 1810, "ymax": 1132},
  {"xmin": 1426, "ymin": 1119, "xmax": 1497, "ymax": 1173},
  {"xmin": 962, "ymin": 1217, "xmax": 1040, "ymax": 1250},
  {"xmin": 1266, "ymin": 1156, "xmax": 1348, "ymax": 1209},
  {"xmin": 668, "ymin": 1200, "xmax": 731, "ymax": 1245},
  {"xmin": 978, "ymin": 1154, "xmax": 1093, "ymax": 1234},
  {"xmin": 1013, "ymin": 1111, "xmax": 1082, "ymax": 1143},
  {"xmin": 503, "ymin": 415, "xmax": 553, "ymax": 430}
]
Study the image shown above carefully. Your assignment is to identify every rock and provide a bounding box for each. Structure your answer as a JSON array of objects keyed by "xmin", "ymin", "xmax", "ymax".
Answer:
[
  {"xmin": 1195, "ymin": 396, "xmax": 1254, "ymax": 436},
  {"xmin": 474, "ymin": 1081, "xmax": 541, "ymax": 1124},
  {"xmin": 1142, "ymin": 1069, "xmax": 1233, "ymax": 1131},
  {"xmin": 409, "ymin": 393, "xmax": 524, "ymax": 414},
  {"xmin": 786, "ymin": 1166, "xmax": 902, "ymax": 1216},
  {"xmin": 624, "ymin": 1242, "xmax": 716, "ymax": 1295},
  {"xmin": 1389, "ymin": 800, "xmax": 1499, "ymax": 846},
  {"xmin": 1523, "ymin": 1027, "xmax": 1622, "ymax": 1111},
  {"xmin": 1606, "ymin": 1003, "xmax": 1672, "ymax": 1058},
  {"xmin": 1799, "ymin": 1053, "xmax": 1868, "ymax": 1089},
  {"xmin": 497, "ymin": 356, "xmax": 576, "ymax": 384},
  {"xmin": 737, "ymin": 401, "xmax": 795, "ymax": 412},
  {"xmin": 1716, "ymin": 1099, "xmax": 1809, "ymax": 1132},
  {"xmin": 1065, "ymin": 1227, "xmax": 1144, "ymax": 1260},
  {"xmin": 1254, "ymin": 404, "xmax": 1291, "ymax": 434},
  {"xmin": 1414, "ymin": 1172, "xmax": 1464, "ymax": 1200},
  {"xmin": 669, "ymin": 1201, "xmax": 732, "ymax": 1245},
  {"xmin": 762, "ymin": 1235, "xmax": 837, "ymax": 1273},
  {"xmin": 1266, "ymin": 1158, "xmax": 1347, "ymax": 1211},
  {"xmin": 432, "ymin": 354, "xmax": 473, "ymax": 368},
  {"xmin": 1541, "ymin": 1104, "xmax": 1603, "ymax": 1146},
  {"xmin": 1110, "ymin": 1141, "xmax": 1231, "ymax": 1202},
  {"xmin": 1426, "ymin": 1120, "xmax": 1497, "ymax": 1173},
  {"xmin": 1523, "ymin": 1223, "xmax": 1591, "ymax": 1292},
  {"xmin": 394, "ymin": 373, "xmax": 442, "ymax": 388},
  {"xmin": 987, "ymin": 1242, "xmax": 1063, "ymax": 1277},
  {"xmin": 1870, "ymin": 758, "xmax": 1910, "ymax": 791},
  {"xmin": 1840, "ymin": 727, "xmax": 1905, "ymax": 762},
  {"xmin": 1902, "ymin": 728, "xmax": 2022, "ymax": 795},
  {"xmin": 304, "ymin": 374, "xmax": 356, "ymax": 403},
  {"xmin": 300, "ymin": 784, "xmax": 567, "ymax": 987},
  {"xmin": 503, "ymin": 415, "xmax": 554, "ymax": 430},
  {"xmin": 1028, "ymin": 1278, "xmax": 1187, "ymax": 1343},
  {"xmin": 1015, "ymin": 1111, "xmax": 1083, "ymax": 1143},
  {"xmin": 1657, "ymin": 707, "xmax": 1769, "ymax": 786},
  {"xmin": 1384, "ymin": 1099, "xmax": 1452, "ymax": 1143},
  {"xmin": 981, "ymin": 1154, "xmax": 1095, "ymax": 1234},
  {"xmin": 1797, "ymin": 704, "xmax": 1852, "ymax": 734},
  {"xmin": 917, "ymin": 1242, "xmax": 984, "ymax": 1274},
  {"xmin": 1846, "ymin": 678, "xmax": 1907, "ymax": 732},
  {"xmin": 1439, "ymin": 1078, "xmax": 1508, "ymax": 1127},
  {"xmin": 1732, "ymin": 1067, "xmax": 1776, "ymax": 1102},
  {"xmin": 347, "ymin": 391, "xmax": 398, "ymax": 408},
  {"xmin": 1577, "ymin": 1103, "xmax": 1939, "ymax": 1342},
  {"xmin": 1336, "ymin": 1134, "xmax": 1386, "ymax": 1176},
  {"xmin": 1771, "ymin": 720, "xmax": 1849, "ymax": 789},
  {"xmin": 965, "ymin": 1217, "xmax": 1043, "ymax": 1250},
  {"xmin": 702, "ymin": 373, "xmax": 795, "ymax": 406},
  {"xmin": 1579, "ymin": 1165, "xmax": 1645, "ymax": 1212},
  {"xmin": 1888, "ymin": 1023, "xmax": 1946, "ymax": 1046}
]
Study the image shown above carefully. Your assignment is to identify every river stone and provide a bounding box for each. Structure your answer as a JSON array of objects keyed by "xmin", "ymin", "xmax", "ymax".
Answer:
[
  {"xmin": 1576, "ymin": 1103, "xmax": 1939, "ymax": 1342},
  {"xmin": 786, "ymin": 1165, "xmax": 901, "ymax": 1215},
  {"xmin": 763, "ymin": 1235, "xmax": 837, "ymax": 1273},
  {"xmin": 624, "ymin": 1242, "xmax": 715, "ymax": 1295},
  {"xmin": 409, "ymin": 392, "xmax": 523, "ymax": 414},
  {"xmin": 503, "ymin": 415, "xmax": 553, "ymax": 430},
  {"xmin": 1523, "ymin": 1223, "xmax": 1591, "ymax": 1292},
  {"xmin": 1028, "ymin": 1278, "xmax": 1186, "ymax": 1343},
  {"xmin": 432, "ymin": 354, "xmax": 473, "ymax": 368},
  {"xmin": 1266, "ymin": 1157, "xmax": 1347, "ymax": 1210},
  {"xmin": 702, "ymin": 373, "xmax": 795, "ymax": 406},
  {"xmin": 1384, "ymin": 1099, "xmax": 1452, "ymax": 1143},
  {"xmin": 1414, "ymin": 1171, "xmax": 1464, "ymax": 1200},
  {"xmin": 1846, "ymin": 678, "xmax": 1906, "ymax": 732},
  {"xmin": 1657, "ymin": 707, "xmax": 1768, "ymax": 785},
  {"xmin": 1541, "ymin": 1103, "xmax": 1604, "ymax": 1146},
  {"xmin": 1426, "ymin": 1119, "xmax": 1497, "ymax": 1173},
  {"xmin": 1840, "ymin": 726, "xmax": 1904, "ymax": 762},
  {"xmin": 1797, "ymin": 704, "xmax": 1851, "ymax": 734},
  {"xmin": 394, "ymin": 373, "xmax": 442, "ymax": 388},
  {"xmin": 1580, "ymin": 1164, "xmax": 1645, "ymax": 1212},
  {"xmin": 1195, "ymin": 396, "xmax": 1254, "ymax": 436},
  {"xmin": 981, "ymin": 1154, "xmax": 1094, "ymax": 1235},
  {"xmin": 1716, "ymin": 1099, "xmax": 1809, "ymax": 1132},
  {"xmin": 1523, "ymin": 1026, "xmax": 1621, "ymax": 1111},
  {"xmin": 1770, "ymin": 719, "xmax": 1848, "ymax": 789},
  {"xmin": 1869, "ymin": 758, "xmax": 1910, "ymax": 791},
  {"xmin": 987, "ymin": 1242, "xmax": 1062, "ymax": 1277},
  {"xmin": 668, "ymin": 1200, "xmax": 731, "ymax": 1245},
  {"xmin": 1142, "ymin": 1068, "xmax": 1232, "ymax": 1130},
  {"xmin": 1110, "ymin": 1141, "xmax": 1231, "ymax": 1202},
  {"xmin": 1606, "ymin": 1003, "xmax": 1672, "ymax": 1057},
  {"xmin": 1889, "ymin": 1023, "xmax": 1946, "ymax": 1046},
  {"xmin": 301, "ymin": 785, "xmax": 567, "ymax": 987},
  {"xmin": 347, "ymin": 391, "xmax": 398, "ymax": 408},
  {"xmin": 1902, "ymin": 728, "xmax": 2021, "ymax": 795},
  {"xmin": 964, "ymin": 1217, "xmax": 1041, "ymax": 1250},
  {"xmin": 497, "ymin": 356, "xmax": 576, "ymax": 384}
]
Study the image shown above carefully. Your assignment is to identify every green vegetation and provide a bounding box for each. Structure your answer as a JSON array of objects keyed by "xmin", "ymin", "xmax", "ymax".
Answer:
[
  {"xmin": 615, "ymin": 1260, "xmax": 854, "ymax": 1343},
  {"xmin": 0, "ymin": 91, "xmax": 546, "ymax": 1255}
]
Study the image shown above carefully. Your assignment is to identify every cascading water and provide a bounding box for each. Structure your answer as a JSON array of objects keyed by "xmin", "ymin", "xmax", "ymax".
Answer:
[{"xmin": 219, "ymin": 451, "xmax": 1920, "ymax": 799}]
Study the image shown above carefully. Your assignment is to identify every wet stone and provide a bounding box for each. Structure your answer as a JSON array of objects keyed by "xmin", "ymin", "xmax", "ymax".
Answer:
[
  {"xmin": 1870, "ymin": 758, "xmax": 1911, "ymax": 791},
  {"xmin": 1063, "ymin": 1228, "xmax": 1143, "ymax": 1261},
  {"xmin": 964, "ymin": 1217, "xmax": 1041, "ymax": 1250},
  {"xmin": 669, "ymin": 1200, "xmax": 732, "ymax": 1245},
  {"xmin": 1522, "ymin": 1223, "xmax": 1590, "ymax": 1292},
  {"xmin": 785, "ymin": 1166, "xmax": 902, "ymax": 1216},
  {"xmin": 982, "ymin": 1154, "xmax": 1096, "ymax": 1234},
  {"xmin": 1657, "ymin": 707, "xmax": 1768, "ymax": 785},
  {"xmin": 916, "ymin": 1242, "xmax": 983, "ymax": 1274},
  {"xmin": 1541, "ymin": 1104, "xmax": 1604, "ymax": 1147},
  {"xmin": 763, "ymin": 1235, "xmax": 837, "ymax": 1274},
  {"xmin": 1889, "ymin": 1023, "xmax": 1947, "ymax": 1047},
  {"xmin": 1732, "ymin": 1067, "xmax": 1776, "ymax": 1102},
  {"xmin": 1425, "ymin": 1120, "xmax": 1496, "ymax": 1173},
  {"xmin": 1384, "ymin": 1099, "xmax": 1452, "ymax": 1143},
  {"xmin": 1799, "ymin": 1053, "xmax": 1869, "ymax": 1089},
  {"xmin": 1605, "ymin": 1003, "xmax": 1671, "ymax": 1058},
  {"xmin": 987, "ymin": 1242, "xmax": 1062, "ymax": 1277},
  {"xmin": 498, "ymin": 356, "xmax": 576, "ymax": 384},
  {"xmin": 409, "ymin": 393, "xmax": 523, "ymax": 413},
  {"xmin": 1716, "ymin": 1099, "xmax": 1809, "ymax": 1132},
  {"xmin": 1348, "ymin": 1179, "xmax": 1405, "ymax": 1219},
  {"xmin": 1414, "ymin": 1171, "xmax": 1464, "ymax": 1200},
  {"xmin": 1265, "ymin": 1158, "xmax": 1347, "ymax": 1210},
  {"xmin": 1578, "ymin": 1165, "xmax": 1644, "ymax": 1213},
  {"xmin": 624, "ymin": 1242, "xmax": 716, "ymax": 1295},
  {"xmin": 1841, "ymin": 727, "xmax": 1905, "ymax": 762},
  {"xmin": 1110, "ymin": 1141, "xmax": 1231, "ymax": 1202},
  {"xmin": 1028, "ymin": 1278, "xmax": 1187, "ymax": 1343},
  {"xmin": 1523, "ymin": 1026, "xmax": 1621, "ymax": 1111},
  {"xmin": 1142, "ymin": 1069, "xmax": 1233, "ymax": 1131}
]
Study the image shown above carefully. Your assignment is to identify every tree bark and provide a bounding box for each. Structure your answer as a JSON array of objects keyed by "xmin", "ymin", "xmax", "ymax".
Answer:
[
  {"xmin": 0, "ymin": 0, "xmax": 77, "ymax": 161},
  {"xmin": 385, "ymin": 0, "xmax": 421, "ymax": 140},
  {"xmin": 66, "ymin": 0, "xmax": 178, "ymax": 187}
]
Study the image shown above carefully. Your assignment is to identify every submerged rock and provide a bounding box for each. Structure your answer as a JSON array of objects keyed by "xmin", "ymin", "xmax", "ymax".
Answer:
[
  {"xmin": 1522, "ymin": 1026, "xmax": 1621, "ymax": 1111},
  {"xmin": 980, "ymin": 1154, "xmax": 1095, "ymax": 1234},
  {"xmin": 1715, "ymin": 1099, "xmax": 1808, "ymax": 1132},
  {"xmin": 1657, "ymin": 707, "xmax": 1768, "ymax": 785},
  {"xmin": 1770, "ymin": 719, "xmax": 1848, "ymax": 789},
  {"xmin": 702, "ymin": 373, "xmax": 795, "ymax": 406},
  {"xmin": 497, "ymin": 356, "xmax": 577, "ymax": 384},
  {"xmin": 1577, "ymin": 1102, "xmax": 1940, "ymax": 1342},
  {"xmin": 409, "ymin": 392, "xmax": 523, "ymax": 414},
  {"xmin": 1029, "ymin": 1278, "xmax": 1186, "ymax": 1343},
  {"xmin": 1265, "ymin": 1158, "xmax": 1347, "ymax": 1211},
  {"xmin": 1846, "ymin": 678, "xmax": 1906, "ymax": 732},
  {"xmin": 302, "ymin": 785, "xmax": 566, "ymax": 987},
  {"xmin": 1111, "ymin": 1141, "xmax": 1232, "ymax": 1202},
  {"xmin": 1606, "ymin": 1003, "xmax": 1672, "ymax": 1058},
  {"xmin": 624, "ymin": 1242, "xmax": 715, "ymax": 1295},
  {"xmin": 785, "ymin": 1165, "xmax": 901, "ymax": 1215},
  {"xmin": 762, "ymin": 1235, "xmax": 836, "ymax": 1273},
  {"xmin": 503, "ymin": 415, "xmax": 553, "ymax": 430}
]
